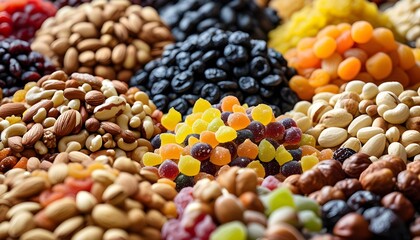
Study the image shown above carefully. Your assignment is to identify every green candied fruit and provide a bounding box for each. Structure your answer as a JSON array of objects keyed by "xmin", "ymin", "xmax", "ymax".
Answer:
[
  {"xmin": 293, "ymin": 195, "xmax": 321, "ymax": 216},
  {"xmin": 298, "ymin": 210, "xmax": 323, "ymax": 232},
  {"xmin": 210, "ymin": 221, "xmax": 247, "ymax": 240},
  {"xmin": 262, "ymin": 187, "xmax": 295, "ymax": 215}
]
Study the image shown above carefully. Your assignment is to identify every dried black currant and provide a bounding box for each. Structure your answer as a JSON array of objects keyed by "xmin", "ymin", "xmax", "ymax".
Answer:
[
  {"xmin": 333, "ymin": 147, "xmax": 357, "ymax": 163},
  {"xmin": 363, "ymin": 207, "xmax": 410, "ymax": 240},
  {"xmin": 347, "ymin": 190, "xmax": 381, "ymax": 213},
  {"xmin": 322, "ymin": 200, "xmax": 353, "ymax": 231}
]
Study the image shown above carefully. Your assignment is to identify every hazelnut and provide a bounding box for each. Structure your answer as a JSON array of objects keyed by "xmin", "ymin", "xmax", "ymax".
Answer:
[
  {"xmin": 216, "ymin": 167, "xmax": 258, "ymax": 196},
  {"xmin": 407, "ymin": 161, "xmax": 420, "ymax": 175},
  {"xmin": 316, "ymin": 160, "xmax": 346, "ymax": 185},
  {"xmin": 85, "ymin": 118, "xmax": 100, "ymax": 132},
  {"xmin": 342, "ymin": 153, "xmax": 371, "ymax": 178},
  {"xmin": 378, "ymin": 155, "xmax": 406, "ymax": 176},
  {"xmin": 192, "ymin": 179, "xmax": 222, "ymax": 203},
  {"xmin": 239, "ymin": 192, "xmax": 265, "ymax": 213},
  {"xmin": 406, "ymin": 116, "xmax": 420, "ymax": 131},
  {"xmin": 334, "ymin": 179, "xmax": 362, "ymax": 199},
  {"xmin": 381, "ymin": 192, "xmax": 415, "ymax": 222},
  {"xmin": 214, "ymin": 194, "xmax": 244, "ymax": 224},
  {"xmin": 297, "ymin": 168, "xmax": 327, "ymax": 195},
  {"xmin": 397, "ymin": 170, "xmax": 420, "ymax": 203},
  {"xmin": 282, "ymin": 174, "xmax": 301, "ymax": 194},
  {"xmin": 121, "ymin": 130, "xmax": 137, "ymax": 144},
  {"xmin": 333, "ymin": 213, "xmax": 371, "ymax": 240},
  {"xmin": 309, "ymin": 186, "xmax": 345, "ymax": 205},
  {"xmin": 47, "ymin": 108, "xmax": 60, "ymax": 118},
  {"xmin": 265, "ymin": 223, "xmax": 305, "ymax": 240},
  {"xmin": 360, "ymin": 168, "xmax": 395, "ymax": 196}
]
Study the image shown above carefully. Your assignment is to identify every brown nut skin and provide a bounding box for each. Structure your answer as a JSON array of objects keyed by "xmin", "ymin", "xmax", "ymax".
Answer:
[
  {"xmin": 309, "ymin": 186, "xmax": 345, "ymax": 205},
  {"xmin": 316, "ymin": 160, "xmax": 346, "ymax": 186},
  {"xmin": 342, "ymin": 153, "xmax": 371, "ymax": 178},
  {"xmin": 397, "ymin": 170, "xmax": 420, "ymax": 203},
  {"xmin": 298, "ymin": 168, "xmax": 328, "ymax": 195},
  {"xmin": 264, "ymin": 223, "xmax": 305, "ymax": 240},
  {"xmin": 214, "ymin": 194, "xmax": 244, "ymax": 224},
  {"xmin": 334, "ymin": 179, "xmax": 363, "ymax": 199},
  {"xmin": 381, "ymin": 192, "xmax": 415, "ymax": 222},
  {"xmin": 360, "ymin": 168, "xmax": 395, "ymax": 196},
  {"xmin": 406, "ymin": 116, "xmax": 420, "ymax": 131},
  {"xmin": 411, "ymin": 216, "xmax": 420, "ymax": 237},
  {"xmin": 333, "ymin": 213, "xmax": 371, "ymax": 240},
  {"xmin": 360, "ymin": 155, "xmax": 405, "ymax": 180},
  {"xmin": 407, "ymin": 161, "xmax": 420, "ymax": 175},
  {"xmin": 282, "ymin": 174, "xmax": 301, "ymax": 194},
  {"xmin": 0, "ymin": 156, "xmax": 18, "ymax": 172},
  {"xmin": 239, "ymin": 192, "xmax": 265, "ymax": 213},
  {"xmin": 85, "ymin": 118, "xmax": 100, "ymax": 132}
]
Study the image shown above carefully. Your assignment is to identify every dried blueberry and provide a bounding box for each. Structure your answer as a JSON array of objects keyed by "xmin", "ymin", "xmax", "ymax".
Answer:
[
  {"xmin": 201, "ymin": 83, "xmax": 220, "ymax": 104},
  {"xmin": 171, "ymin": 71, "xmax": 194, "ymax": 93},
  {"xmin": 224, "ymin": 44, "xmax": 248, "ymax": 63},
  {"xmin": 238, "ymin": 76, "xmax": 259, "ymax": 94},
  {"xmin": 281, "ymin": 161, "xmax": 302, "ymax": 177},
  {"xmin": 363, "ymin": 207, "xmax": 410, "ymax": 240},
  {"xmin": 204, "ymin": 68, "xmax": 227, "ymax": 82},
  {"xmin": 347, "ymin": 191, "xmax": 381, "ymax": 213}
]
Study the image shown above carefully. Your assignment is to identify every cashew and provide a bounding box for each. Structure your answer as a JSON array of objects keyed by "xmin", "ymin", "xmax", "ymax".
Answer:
[
  {"xmin": 377, "ymin": 104, "xmax": 392, "ymax": 117},
  {"xmin": 1, "ymin": 124, "xmax": 27, "ymax": 145},
  {"xmin": 143, "ymin": 105, "xmax": 152, "ymax": 116},
  {"xmin": 25, "ymin": 87, "xmax": 56, "ymax": 105},
  {"xmin": 142, "ymin": 117, "xmax": 154, "ymax": 139},
  {"xmin": 409, "ymin": 106, "xmax": 420, "ymax": 117},
  {"xmin": 137, "ymin": 111, "xmax": 146, "ymax": 120},
  {"xmin": 59, "ymin": 105, "xmax": 71, "ymax": 114},
  {"xmin": 361, "ymin": 82, "xmax": 379, "ymax": 100},
  {"xmin": 117, "ymin": 114, "xmax": 129, "ymax": 131},
  {"xmin": 101, "ymin": 79, "xmax": 118, "ymax": 98},
  {"xmin": 86, "ymin": 134, "xmax": 102, "ymax": 152},
  {"xmin": 117, "ymin": 138, "xmax": 138, "ymax": 151},
  {"xmin": 34, "ymin": 141, "xmax": 48, "ymax": 155},
  {"xmin": 398, "ymin": 90, "xmax": 417, "ymax": 101},
  {"xmin": 42, "ymin": 117, "xmax": 56, "ymax": 128},
  {"xmin": 129, "ymin": 116, "xmax": 141, "ymax": 128},
  {"xmin": 68, "ymin": 99, "xmax": 81, "ymax": 110},
  {"xmin": 328, "ymin": 94, "xmax": 341, "ymax": 106},
  {"xmin": 52, "ymin": 90, "xmax": 65, "ymax": 107},
  {"xmin": 102, "ymin": 133, "xmax": 116, "ymax": 148},
  {"xmin": 378, "ymin": 82, "xmax": 404, "ymax": 96},
  {"xmin": 65, "ymin": 141, "xmax": 82, "ymax": 153},
  {"xmin": 0, "ymin": 120, "xmax": 10, "ymax": 132},
  {"xmin": 356, "ymin": 127, "xmax": 384, "ymax": 144},
  {"xmin": 383, "ymin": 103, "xmax": 410, "ymax": 124},
  {"xmin": 115, "ymin": 149, "xmax": 127, "ymax": 158},
  {"xmin": 347, "ymin": 115, "xmax": 372, "ymax": 137},
  {"xmin": 33, "ymin": 108, "xmax": 47, "ymax": 123},
  {"xmin": 345, "ymin": 80, "xmax": 365, "ymax": 94},
  {"xmin": 58, "ymin": 130, "xmax": 89, "ymax": 152}
]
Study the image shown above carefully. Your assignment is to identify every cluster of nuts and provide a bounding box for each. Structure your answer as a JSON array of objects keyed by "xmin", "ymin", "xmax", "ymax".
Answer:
[
  {"xmin": 285, "ymin": 81, "xmax": 420, "ymax": 161},
  {"xmin": 0, "ymin": 70, "xmax": 163, "ymax": 173},
  {"xmin": 0, "ymin": 159, "xmax": 177, "ymax": 239},
  {"xmin": 385, "ymin": 0, "xmax": 420, "ymax": 48},
  {"xmin": 164, "ymin": 166, "xmax": 323, "ymax": 239},
  {"xmin": 31, "ymin": 0, "xmax": 174, "ymax": 82}
]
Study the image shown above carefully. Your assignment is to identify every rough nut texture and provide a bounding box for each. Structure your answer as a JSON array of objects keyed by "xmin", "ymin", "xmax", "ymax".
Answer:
[
  {"xmin": 130, "ymin": 28, "xmax": 298, "ymax": 115},
  {"xmin": 32, "ymin": 0, "xmax": 174, "ymax": 82},
  {"xmin": 342, "ymin": 153, "xmax": 371, "ymax": 178},
  {"xmin": 333, "ymin": 213, "xmax": 371, "ymax": 240}
]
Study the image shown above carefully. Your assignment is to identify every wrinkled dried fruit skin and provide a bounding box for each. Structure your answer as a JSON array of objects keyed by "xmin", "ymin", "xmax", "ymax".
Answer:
[
  {"xmin": 363, "ymin": 207, "xmax": 411, "ymax": 240},
  {"xmin": 334, "ymin": 179, "xmax": 363, "ymax": 199},
  {"xmin": 381, "ymin": 192, "xmax": 415, "ymax": 222},
  {"xmin": 347, "ymin": 190, "xmax": 381, "ymax": 213},
  {"xmin": 360, "ymin": 168, "xmax": 395, "ymax": 196},
  {"xmin": 333, "ymin": 213, "xmax": 371, "ymax": 240},
  {"xmin": 342, "ymin": 153, "xmax": 371, "ymax": 178}
]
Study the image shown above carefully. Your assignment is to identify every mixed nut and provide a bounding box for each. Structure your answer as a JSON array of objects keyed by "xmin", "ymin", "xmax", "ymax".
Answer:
[
  {"xmin": 0, "ymin": 70, "xmax": 163, "ymax": 172},
  {"xmin": 286, "ymin": 81, "xmax": 420, "ymax": 160}
]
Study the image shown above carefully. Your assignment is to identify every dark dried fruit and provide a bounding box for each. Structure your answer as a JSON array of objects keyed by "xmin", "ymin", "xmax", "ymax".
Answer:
[
  {"xmin": 322, "ymin": 200, "xmax": 353, "ymax": 231},
  {"xmin": 363, "ymin": 207, "xmax": 410, "ymax": 240},
  {"xmin": 333, "ymin": 147, "xmax": 356, "ymax": 163},
  {"xmin": 347, "ymin": 190, "xmax": 381, "ymax": 213}
]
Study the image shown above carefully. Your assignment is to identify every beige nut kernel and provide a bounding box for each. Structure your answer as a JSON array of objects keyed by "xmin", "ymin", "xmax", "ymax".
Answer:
[
  {"xmin": 385, "ymin": 126, "xmax": 400, "ymax": 143},
  {"xmin": 383, "ymin": 103, "xmax": 410, "ymax": 124},
  {"xmin": 92, "ymin": 204, "xmax": 130, "ymax": 229},
  {"xmin": 388, "ymin": 142, "xmax": 407, "ymax": 163},
  {"xmin": 341, "ymin": 137, "xmax": 362, "ymax": 152},
  {"xmin": 378, "ymin": 82, "xmax": 404, "ymax": 97},
  {"xmin": 318, "ymin": 127, "xmax": 348, "ymax": 148},
  {"xmin": 308, "ymin": 102, "xmax": 333, "ymax": 124},
  {"xmin": 71, "ymin": 226, "xmax": 103, "ymax": 240},
  {"xmin": 356, "ymin": 127, "xmax": 384, "ymax": 144},
  {"xmin": 345, "ymin": 80, "xmax": 365, "ymax": 93},
  {"xmin": 360, "ymin": 133, "xmax": 386, "ymax": 157},
  {"xmin": 401, "ymin": 130, "xmax": 420, "ymax": 146},
  {"xmin": 347, "ymin": 115, "xmax": 372, "ymax": 137},
  {"xmin": 8, "ymin": 211, "xmax": 35, "ymax": 238},
  {"xmin": 21, "ymin": 228, "xmax": 56, "ymax": 240},
  {"xmin": 76, "ymin": 191, "xmax": 97, "ymax": 213},
  {"xmin": 405, "ymin": 143, "xmax": 420, "ymax": 158},
  {"xmin": 361, "ymin": 82, "xmax": 379, "ymax": 100},
  {"xmin": 54, "ymin": 216, "xmax": 84, "ymax": 239},
  {"xmin": 44, "ymin": 198, "xmax": 78, "ymax": 223}
]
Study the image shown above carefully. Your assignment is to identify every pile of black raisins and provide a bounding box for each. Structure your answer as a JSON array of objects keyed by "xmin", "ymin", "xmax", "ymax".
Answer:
[
  {"xmin": 0, "ymin": 39, "xmax": 56, "ymax": 97},
  {"xmin": 159, "ymin": 0, "xmax": 280, "ymax": 41},
  {"xmin": 130, "ymin": 28, "xmax": 298, "ymax": 116}
]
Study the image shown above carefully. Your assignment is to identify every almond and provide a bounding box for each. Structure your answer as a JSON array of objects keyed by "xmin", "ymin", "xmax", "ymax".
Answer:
[
  {"xmin": 95, "ymin": 47, "xmax": 112, "ymax": 65},
  {"xmin": 45, "ymin": 198, "xmax": 78, "ymax": 223},
  {"xmin": 51, "ymin": 38, "xmax": 70, "ymax": 56},
  {"xmin": 8, "ymin": 211, "xmax": 35, "ymax": 238},
  {"xmin": 7, "ymin": 177, "xmax": 46, "ymax": 199},
  {"xmin": 63, "ymin": 47, "xmax": 79, "ymax": 74},
  {"xmin": 22, "ymin": 123, "xmax": 44, "ymax": 146},
  {"xmin": 111, "ymin": 44, "xmax": 126, "ymax": 65},
  {"xmin": 100, "ymin": 122, "xmax": 122, "ymax": 135},
  {"xmin": 92, "ymin": 204, "xmax": 130, "ymax": 229},
  {"xmin": 85, "ymin": 90, "xmax": 105, "ymax": 106},
  {"xmin": 0, "ymin": 103, "xmax": 26, "ymax": 118},
  {"xmin": 72, "ymin": 22, "xmax": 98, "ymax": 38},
  {"xmin": 64, "ymin": 88, "xmax": 86, "ymax": 100},
  {"xmin": 7, "ymin": 136, "xmax": 23, "ymax": 152},
  {"xmin": 111, "ymin": 80, "xmax": 128, "ymax": 94},
  {"xmin": 41, "ymin": 80, "xmax": 66, "ymax": 90},
  {"xmin": 21, "ymin": 229, "xmax": 55, "ymax": 240},
  {"xmin": 22, "ymin": 100, "xmax": 54, "ymax": 123},
  {"xmin": 76, "ymin": 39, "xmax": 103, "ymax": 52},
  {"xmin": 54, "ymin": 110, "xmax": 77, "ymax": 137}
]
